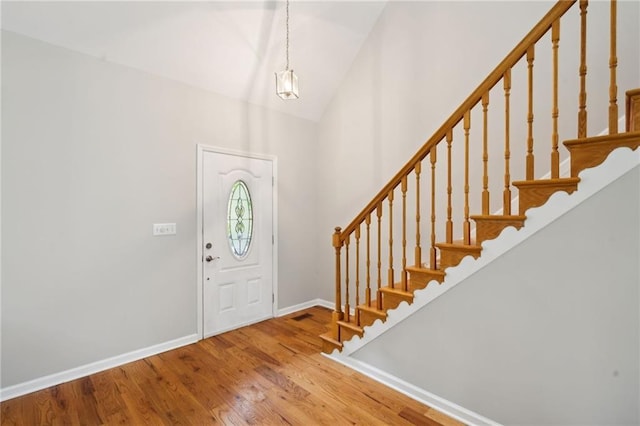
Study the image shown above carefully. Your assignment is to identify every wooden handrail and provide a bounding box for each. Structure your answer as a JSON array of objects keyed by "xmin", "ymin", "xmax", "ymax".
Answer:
[{"xmin": 337, "ymin": 0, "xmax": 577, "ymax": 241}]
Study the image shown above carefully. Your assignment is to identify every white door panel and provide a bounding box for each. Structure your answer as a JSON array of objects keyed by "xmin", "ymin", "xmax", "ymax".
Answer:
[{"xmin": 202, "ymin": 151, "xmax": 273, "ymax": 337}]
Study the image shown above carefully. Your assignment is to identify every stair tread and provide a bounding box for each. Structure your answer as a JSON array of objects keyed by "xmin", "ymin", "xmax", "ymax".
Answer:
[
  {"xmin": 379, "ymin": 286, "xmax": 413, "ymax": 296},
  {"xmin": 512, "ymin": 177, "xmax": 580, "ymax": 186},
  {"xmin": 405, "ymin": 265, "xmax": 445, "ymax": 275},
  {"xmin": 564, "ymin": 130, "xmax": 640, "ymax": 146},
  {"xmin": 436, "ymin": 241, "xmax": 481, "ymax": 250},
  {"xmin": 470, "ymin": 214, "xmax": 526, "ymax": 220}
]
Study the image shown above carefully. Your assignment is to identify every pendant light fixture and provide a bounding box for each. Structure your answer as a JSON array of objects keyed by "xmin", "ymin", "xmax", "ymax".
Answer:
[{"xmin": 275, "ymin": 0, "xmax": 299, "ymax": 99}]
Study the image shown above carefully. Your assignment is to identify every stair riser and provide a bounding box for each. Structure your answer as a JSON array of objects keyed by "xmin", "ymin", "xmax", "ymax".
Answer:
[
  {"xmin": 381, "ymin": 292, "xmax": 413, "ymax": 311},
  {"xmin": 408, "ymin": 270, "xmax": 445, "ymax": 289},
  {"xmin": 439, "ymin": 250, "xmax": 481, "ymax": 270},
  {"xmin": 320, "ymin": 333, "xmax": 342, "ymax": 354},
  {"xmin": 358, "ymin": 308, "xmax": 386, "ymax": 328},
  {"xmin": 322, "ymin": 339, "xmax": 341, "ymax": 353},
  {"xmin": 339, "ymin": 324, "xmax": 363, "ymax": 341},
  {"xmin": 513, "ymin": 182, "xmax": 579, "ymax": 215},
  {"xmin": 474, "ymin": 219, "xmax": 525, "ymax": 245}
]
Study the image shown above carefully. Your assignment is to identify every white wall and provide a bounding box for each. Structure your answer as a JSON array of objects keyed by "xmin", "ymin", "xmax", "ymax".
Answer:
[
  {"xmin": 315, "ymin": 1, "xmax": 640, "ymax": 302},
  {"xmin": 352, "ymin": 165, "xmax": 640, "ymax": 424},
  {"xmin": 1, "ymin": 31, "xmax": 318, "ymax": 388}
]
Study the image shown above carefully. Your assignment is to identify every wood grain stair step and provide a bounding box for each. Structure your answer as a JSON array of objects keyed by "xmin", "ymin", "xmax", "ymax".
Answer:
[
  {"xmin": 471, "ymin": 215, "xmax": 527, "ymax": 245},
  {"xmin": 435, "ymin": 241, "xmax": 482, "ymax": 270},
  {"xmin": 320, "ymin": 331, "xmax": 342, "ymax": 353},
  {"xmin": 405, "ymin": 266, "xmax": 445, "ymax": 289},
  {"xmin": 357, "ymin": 302, "xmax": 388, "ymax": 327},
  {"xmin": 337, "ymin": 318, "xmax": 364, "ymax": 341},
  {"xmin": 379, "ymin": 286, "xmax": 414, "ymax": 310},
  {"xmin": 564, "ymin": 131, "xmax": 640, "ymax": 177},
  {"xmin": 512, "ymin": 177, "xmax": 580, "ymax": 215}
]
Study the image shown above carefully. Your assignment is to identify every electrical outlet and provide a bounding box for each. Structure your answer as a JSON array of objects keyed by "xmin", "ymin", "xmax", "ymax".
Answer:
[{"xmin": 153, "ymin": 223, "xmax": 176, "ymax": 236}]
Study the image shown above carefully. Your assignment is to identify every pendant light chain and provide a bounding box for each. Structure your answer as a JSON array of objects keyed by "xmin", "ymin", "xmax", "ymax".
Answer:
[
  {"xmin": 275, "ymin": 0, "xmax": 298, "ymax": 99},
  {"xmin": 285, "ymin": 0, "xmax": 290, "ymax": 70}
]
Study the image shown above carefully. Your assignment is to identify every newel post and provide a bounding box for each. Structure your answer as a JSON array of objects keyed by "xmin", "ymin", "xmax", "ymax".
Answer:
[{"xmin": 332, "ymin": 227, "xmax": 344, "ymax": 340}]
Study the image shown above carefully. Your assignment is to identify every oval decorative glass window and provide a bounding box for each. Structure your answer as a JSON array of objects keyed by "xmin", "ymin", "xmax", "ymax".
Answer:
[{"xmin": 227, "ymin": 180, "xmax": 253, "ymax": 259}]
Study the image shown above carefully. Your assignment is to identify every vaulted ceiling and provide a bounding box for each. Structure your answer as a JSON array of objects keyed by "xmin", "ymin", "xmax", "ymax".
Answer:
[{"xmin": 1, "ymin": 1, "xmax": 388, "ymax": 122}]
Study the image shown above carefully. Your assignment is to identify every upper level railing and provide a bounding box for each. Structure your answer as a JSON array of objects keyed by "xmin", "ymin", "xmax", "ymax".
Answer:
[{"xmin": 329, "ymin": 0, "xmax": 624, "ymax": 334}]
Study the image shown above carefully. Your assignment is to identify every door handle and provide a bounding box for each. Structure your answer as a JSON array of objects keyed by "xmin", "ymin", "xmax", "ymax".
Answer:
[{"xmin": 205, "ymin": 255, "xmax": 220, "ymax": 262}]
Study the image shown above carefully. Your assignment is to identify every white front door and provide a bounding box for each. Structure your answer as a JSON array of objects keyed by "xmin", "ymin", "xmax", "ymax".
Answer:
[{"xmin": 201, "ymin": 150, "xmax": 274, "ymax": 337}]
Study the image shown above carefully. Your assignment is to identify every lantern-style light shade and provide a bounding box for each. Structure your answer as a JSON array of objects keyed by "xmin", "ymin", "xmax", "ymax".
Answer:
[{"xmin": 275, "ymin": 69, "xmax": 299, "ymax": 100}]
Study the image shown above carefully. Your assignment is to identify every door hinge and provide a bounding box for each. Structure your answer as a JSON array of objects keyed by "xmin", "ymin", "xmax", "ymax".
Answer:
[
  {"xmin": 272, "ymin": 293, "xmax": 275, "ymax": 303},
  {"xmin": 272, "ymin": 235, "xmax": 274, "ymax": 244}
]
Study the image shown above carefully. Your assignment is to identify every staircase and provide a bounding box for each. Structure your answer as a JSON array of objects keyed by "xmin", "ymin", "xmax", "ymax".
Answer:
[{"xmin": 320, "ymin": 0, "xmax": 640, "ymax": 354}]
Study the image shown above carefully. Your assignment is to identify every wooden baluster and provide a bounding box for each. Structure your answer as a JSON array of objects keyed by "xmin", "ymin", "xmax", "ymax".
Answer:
[
  {"xmin": 355, "ymin": 225, "xmax": 361, "ymax": 322},
  {"xmin": 401, "ymin": 177, "xmax": 408, "ymax": 291},
  {"xmin": 526, "ymin": 45, "xmax": 535, "ymax": 180},
  {"xmin": 463, "ymin": 111, "xmax": 471, "ymax": 245},
  {"xmin": 578, "ymin": 0, "xmax": 588, "ymax": 138},
  {"xmin": 551, "ymin": 19, "xmax": 560, "ymax": 179},
  {"xmin": 332, "ymin": 227, "xmax": 344, "ymax": 339},
  {"xmin": 376, "ymin": 203, "xmax": 382, "ymax": 310},
  {"xmin": 344, "ymin": 235, "xmax": 350, "ymax": 322},
  {"xmin": 609, "ymin": 0, "xmax": 618, "ymax": 134},
  {"xmin": 503, "ymin": 69, "xmax": 512, "ymax": 215},
  {"xmin": 414, "ymin": 161, "xmax": 422, "ymax": 267},
  {"xmin": 365, "ymin": 214, "xmax": 371, "ymax": 307},
  {"xmin": 388, "ymin": 190, "xmax": 394, "ymax": 288},
  {"xmin": 446, "ymin": 130, "xmax": 453, "ymax": 243},
  {"xmin": 430, "ymin": 146, "xmax": 437, "ymax": 270},
  {"xmin": 482, "ymin": 93, "xmax": 490, "ymax": 214}
]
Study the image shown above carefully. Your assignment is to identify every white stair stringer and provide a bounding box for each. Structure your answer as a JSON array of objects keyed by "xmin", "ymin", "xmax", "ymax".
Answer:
[{"xmin": 323, "ymin": 145, "xmax": 640, "ymax": 426}]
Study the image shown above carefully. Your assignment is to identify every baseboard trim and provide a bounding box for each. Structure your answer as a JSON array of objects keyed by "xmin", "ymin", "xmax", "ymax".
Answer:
[
  {"xmin": 276, "ymin": 298, "xmax": 333, "ymax": 316},
  {"xmin": 324, "ymin": 353, "xmax": 501, "ymax": 426},
  {"xmin": 0, "ymin": 333, "xmax": 198, "ymax": 402}
]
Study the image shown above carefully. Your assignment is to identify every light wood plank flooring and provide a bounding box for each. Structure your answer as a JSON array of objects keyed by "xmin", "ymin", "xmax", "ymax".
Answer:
[{"xmin": 0, "ymin": 306, "xmax": 463, "ymax": 425}]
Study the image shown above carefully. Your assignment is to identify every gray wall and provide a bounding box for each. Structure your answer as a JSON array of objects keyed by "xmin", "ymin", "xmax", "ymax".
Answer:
[
  {"xmin": 353, "ymin": 166, "xmax": 640, "ymax": 425},
  {"xmin": 1, "ymin": 31, "xmax": 319, "ymax": 388}
]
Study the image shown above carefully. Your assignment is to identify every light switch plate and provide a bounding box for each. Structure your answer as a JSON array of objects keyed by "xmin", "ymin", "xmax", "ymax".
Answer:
[{"xmin": 153, "ymin": 223, "xmax": 176, "ymax": 236}]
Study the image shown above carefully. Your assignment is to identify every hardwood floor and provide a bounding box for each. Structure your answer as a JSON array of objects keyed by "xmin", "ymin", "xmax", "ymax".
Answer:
[{"xmin": 0, "ymin": 306, "xmax": 463, "ymax": 425}]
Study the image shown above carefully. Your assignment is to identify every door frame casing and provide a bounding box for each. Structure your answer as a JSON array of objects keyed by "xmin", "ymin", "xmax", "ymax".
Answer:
[{"xmin": 196, "ymin": 144, "xmax": 278, "ymax": 340}]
